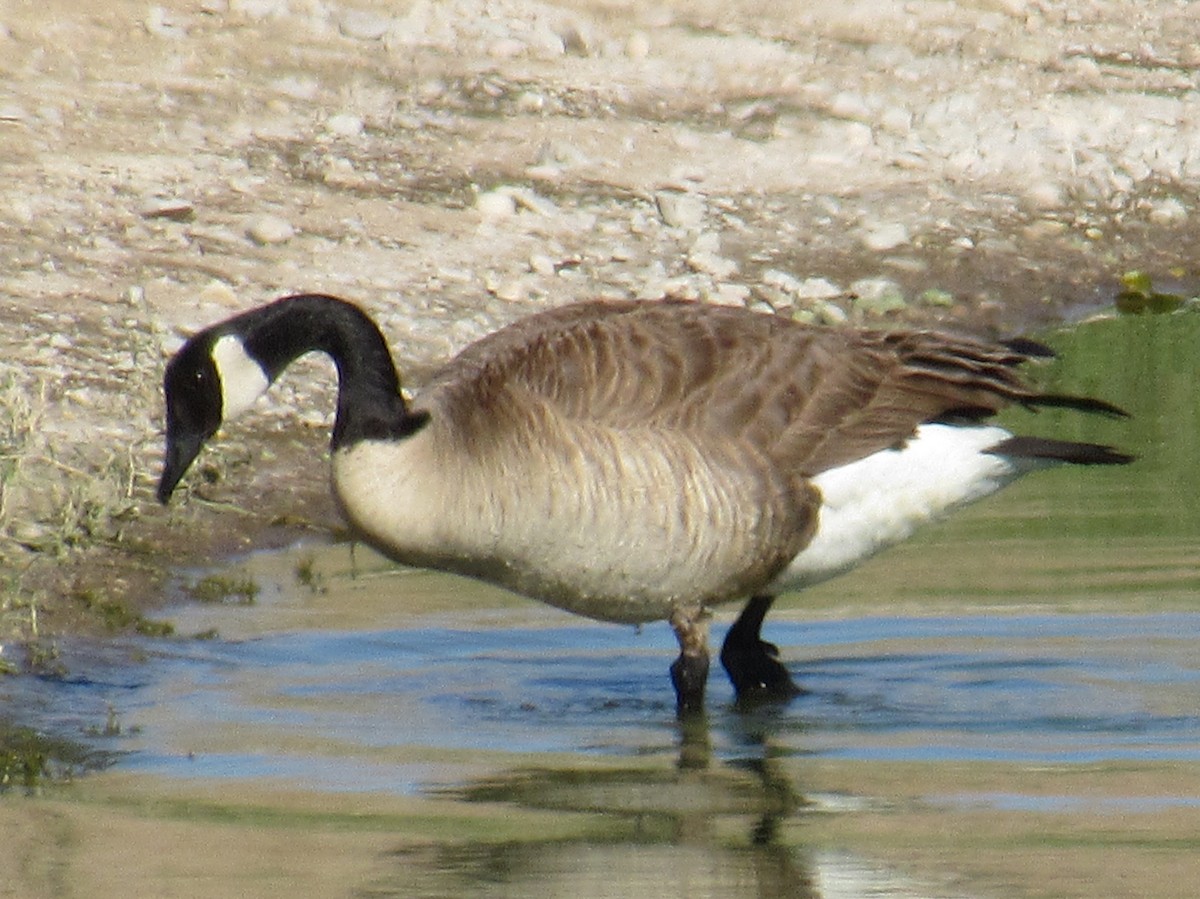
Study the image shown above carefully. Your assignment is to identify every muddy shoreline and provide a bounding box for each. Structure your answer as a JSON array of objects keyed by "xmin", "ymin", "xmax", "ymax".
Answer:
[{"xmin": 2, "ymin": 0, "xmax": 1199, "ymax": 658}]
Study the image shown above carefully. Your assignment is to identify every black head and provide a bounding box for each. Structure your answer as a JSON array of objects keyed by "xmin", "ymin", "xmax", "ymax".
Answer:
[{"xmin": 157, "ymin": 334, "xmax": 224, "ymax": 503}]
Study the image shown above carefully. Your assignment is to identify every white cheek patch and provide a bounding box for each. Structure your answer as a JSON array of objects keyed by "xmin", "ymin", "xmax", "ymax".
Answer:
[{"xmin": 211, "ymin": 334, "xmax": 270, "ymax": 420}]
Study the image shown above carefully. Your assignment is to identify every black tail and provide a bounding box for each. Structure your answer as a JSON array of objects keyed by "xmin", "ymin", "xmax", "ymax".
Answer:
[
  {"xmin": 987, "ymin": 436, "xmax": 1134, "ymax": 466},
  {"xmin": 1025, "ymin": 393, "xmax": 1130, "ymax": 419}
]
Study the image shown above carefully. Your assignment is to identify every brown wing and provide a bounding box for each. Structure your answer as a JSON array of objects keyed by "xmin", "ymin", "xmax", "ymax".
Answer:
[{"xmin": 424, "ymin": 299, "xmax": 1108, "ymax": 475}]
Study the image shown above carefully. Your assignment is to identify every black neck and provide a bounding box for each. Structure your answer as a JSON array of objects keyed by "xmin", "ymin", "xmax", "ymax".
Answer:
[{"xmin": 234, "ymin": 294, "xmax": 428, "ymax": 449}]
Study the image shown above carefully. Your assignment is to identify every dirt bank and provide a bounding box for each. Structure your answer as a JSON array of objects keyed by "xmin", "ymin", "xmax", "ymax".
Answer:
[{"xmin": 1, "ymin": 0, "xmax": 1198, "ymax": 657}]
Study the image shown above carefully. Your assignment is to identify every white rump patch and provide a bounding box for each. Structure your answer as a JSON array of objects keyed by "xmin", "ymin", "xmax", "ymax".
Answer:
[
  {"xmin": 775, "ymin": 423, "xmax": 1028, "ymax": 592},
  {"xmin": 212, "ymin": 334, "xmax": 270, "ymax": 420}
]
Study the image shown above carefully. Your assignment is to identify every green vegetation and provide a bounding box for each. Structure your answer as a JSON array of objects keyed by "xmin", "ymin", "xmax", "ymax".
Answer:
[
  {"xmin": 0, "ymin": 721, "xmax": 102, "ymax": 792},
  {"xmin": 294, "ymin": 554, "xmax": 328, "ymax": 594},
  {"xmin": 185, "ymin": 574, "xmax": 261, "ymax": 606},
  {"xmin": 73, "ymin": 588, "xmax": 174, "ymax": 637},
  {"xmin": 1114, "ymin": 270, "xmax": 1197, "ymax": 315}
]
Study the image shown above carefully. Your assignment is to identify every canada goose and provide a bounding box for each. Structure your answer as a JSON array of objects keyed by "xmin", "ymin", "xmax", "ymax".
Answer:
[{"xmin": 158, "ymin": 294, "xmax": 1131, "ymax": 715}]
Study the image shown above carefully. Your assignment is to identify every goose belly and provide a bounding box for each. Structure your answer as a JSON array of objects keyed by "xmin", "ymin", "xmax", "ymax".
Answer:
[
  {"xmin": 332, "ymin": 431, "xmax": 792, "ymax": 624},
  {"xmin": 771, "ymin": 423, "xmax": 1028, "ymax": 593}
]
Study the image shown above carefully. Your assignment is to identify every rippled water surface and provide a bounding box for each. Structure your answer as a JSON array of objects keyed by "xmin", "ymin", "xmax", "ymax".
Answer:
[{"xmin": 6, "ymin": 312, "xmax": 1200, "ymax": 899}]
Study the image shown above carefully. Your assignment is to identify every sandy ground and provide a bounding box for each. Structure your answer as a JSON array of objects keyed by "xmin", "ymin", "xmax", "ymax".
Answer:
[{"xmin": 1, "ymin": 0, "xmax": 1198, "ymax": 650}]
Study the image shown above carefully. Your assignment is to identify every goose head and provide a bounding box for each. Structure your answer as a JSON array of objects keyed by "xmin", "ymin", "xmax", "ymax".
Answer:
[
  {"xmin": 158, "ymin": 328, "xmax": 271, "ymax": 503},
  {"xmin": 158, "ymin": 294, "xmax": 421, "ymax": 505}
]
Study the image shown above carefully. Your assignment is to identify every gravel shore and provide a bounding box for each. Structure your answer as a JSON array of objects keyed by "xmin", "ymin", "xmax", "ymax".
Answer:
[{"xmin": 1, "ymin": 0, "xmax": 1197, "ymax": 648}]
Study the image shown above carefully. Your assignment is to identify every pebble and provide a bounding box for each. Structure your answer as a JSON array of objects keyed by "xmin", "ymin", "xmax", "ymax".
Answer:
[
  {"xmin": 710, "ymin": 283, "xmax": 751, "ymax": 307},
  {"xmin": 230, "ymin": 0, "xmax": 289, "ymax": 20},
  {"xmin": 506, "ymin": 186, "xmax": 557, "ymax": 217},
  {"xmin": 6, "ymin": 197, "xmax": 35, "ymax": 226},
  {"xmin": 323, "ymin": 157, "xmax": 369, "ymax": 188},
  {"xmin": 484, "ymin": 274, "xmax": 533, "ymax": 302},
  {"xmin": 812, "ymin": 300, "xmax": 849, "ymax": 325},
  {"xmin": 246, "ymin": 214, "xmax": 296, "ymax": 246},
  {"xmin": 829, "ymin": 91, "xmax": 871, "ymax": 122},
  {"xmin": 141, "ymin": 198, "xmax": 195, "ymax": 222},
  {"xmin": 917, "ymin": 288, "xmax": 956, "ymax": 308},
  {"xmin": 795, "ymin": 277, "xmax": 842, "ymax": 300},
  {"xmin": 1023, "ymin": 181, "xmax": 1065, "ymax": 210},
  {"xmin": 859, "ymin": 222, "xmax": 910, "ymax": 252},
  {"xmin": 761, "ymin": 269, "xmax": 803, "ymax": 294},
  {"xmin": 1147, "ymin": 197, "xmax": 1188, "ymax": 226},
  {"xmin": 655, "ymin": 191, "xmax": 706, "ymax": 230},
  {"xmin": 850, "ymin": 278, "xmax": 907, "ymax": 315},
  {"xmin": 338, "ymin": 9, "xmax": 392, "ymax": 41},
  {"xmin": 145, "ymin": 5, "xmax": 187, "ymax": 39},
  {"xmin": 199, "ymin": 280, "xmax": 240, "ymax": 308},
  {"xmin": 476, "ymin": 190, "xmax": 517, "ymax": 221},
  {"xmin": 625, "ymin": 31, "xmax": 651, "ymax": 60},
  {"xmin": 325, "ymin": 113, "xmax": 364, "ymax": 137},
  {"xmin": 687, "ymin": 248, "xmax": 738, "ymax": 279},
  {"xmin": 686, "ymin": 232, "xmax": 737, "ymax": 278},
  {"xmin": 1022, "ymin": 220, "xmax": 1068, "ymax": 241}
]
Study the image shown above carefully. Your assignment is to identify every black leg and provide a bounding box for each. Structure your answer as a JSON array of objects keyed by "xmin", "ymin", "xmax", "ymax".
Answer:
[
  {"xmin": 720, "ymin": 594, "xmax": 804, "ymax": 703},
  {"xmin": 669, "ymin": 606, "xmax": 711, "ymax": 717}
]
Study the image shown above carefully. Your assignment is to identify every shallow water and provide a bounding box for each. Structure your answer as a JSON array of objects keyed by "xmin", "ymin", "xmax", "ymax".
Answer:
[{"xmin": 6, "ymin": 311, "xmax": 1200, "ymax": 899}]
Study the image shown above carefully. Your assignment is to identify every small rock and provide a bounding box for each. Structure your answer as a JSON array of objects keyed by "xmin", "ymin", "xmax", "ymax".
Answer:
[
  {"xmin": 829, "ymin": 91, "xmax": 871, "ymax": 121},
  {"xmin": 761, "ymin": 269, "xmax": 803, "ymax": 295},
  {"xmin": 323, "ymin": 157, "xmax": 367, "ymax": 188},
  {"xmin": 878, "ymin": 106, "xmax": 913, "ymax": 134},
  {"xmin": 687, "ymin": 249, "xmax": 738, "ymax": 279},
  {"xmin": 811, "ymin": 300, "xmax": 849, "ymax": 325},
  {"xmin": 918, "ymin": 288, "xmax": 956, "ymax": 308},
  {"xmin": 145, "ymin": 5, "xmax": 187, "ymax": 39},
  {"xmin": 625, "ymin": 31, "xmax": 651, "ymax": 60},
  {"xmin": 1148, "ymin": 197, "xmax": 1188, "ymax": 226},
  {"xmin": 859, "ymin": 222, "xmax": 910, "ymax": 252},
  {"xmin": 6, "ymin": 198, "xmax": 35, "ymax": 225},
  {"xmin": 488, "ymin": 37, "xmax": 527, "ymax": 59},
  {"xmin": 851, "ymin": 278, "xmax": 906, "ymax": 315},
  {"xmin": 1022, "ymin": 220, "xmax": 1068, "ymax": 241},
  {"xmin": 655, "ymin": 191, "xmax": 706, "ymax": 230},
  {"xmin": 246, "ymin": 214, "xmax": 296, "ymax": 246},
  {"xmin": 662, "ymin": 276, "xmax": 701, "ymax": 301},
  {"xmin": 338, "ymin": 9, "xmax": 392, "ymax": 40},
  {"xmin": 484, "ymin": 274, "xmax": 533, "ymax": 302},
  {"xmin": 230, "ymin": 0, "xmax": 288, "ymax": 19},
  {"xmin": 325, "ymin": 113, "xmax": 364, "ymax": 137},
  {"xmin": 529, "ymin": 253, "xmax": 557, "ymax": 276},
  {"xmin": 795, "ymin": 277, "xmax": 842, "ymax": 300},
  {"xmin": 141, "ymin": 198, "xmax": 195, "ymax": 222},
  {"xmin": 687, "ymin": 232, "xmax": 738, "ymax": 278},
  {"xmin": 515, "ymin": 91, "xmax": 546, "ymax": 114},
  {"xmin": 534, "ymin": 140, "xmax": 590, "ymax": 170},
  {"xmin": 506, "ymin": 186, "xmax": 557, "ymax": 216},
  {"xmin": 976, "ymin": 236, "xmax": 1020, "ymax": 255},
  {"xmin": 709, "ymin": 283, "xmax": 751, "ymax": 307},
  {"xmin": 558, "ymin": 22, "xmax": 590, "ymax": 56},
  {"xmin": 199, "ymin": 280, "xmax": 240, "ymax": 307},
  {"xmin": 1023, "ymin": 181, "xmax": 1065, "ymax": 210},
  {"xmin": 476, "ymin": 190, "xmax": 517, "ymax": 221},
  {"xmin": 273, "ymin": 76, "xmax": 320, "ymax": 102}
]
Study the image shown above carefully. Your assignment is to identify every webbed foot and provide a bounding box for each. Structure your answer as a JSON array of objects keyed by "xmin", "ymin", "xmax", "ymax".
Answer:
[{"xmin": 720, "ymin": 595, "xmax": 804, "ymax": 704}]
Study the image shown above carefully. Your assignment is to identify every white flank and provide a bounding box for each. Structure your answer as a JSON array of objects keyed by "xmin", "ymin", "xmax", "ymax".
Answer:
[
  {"xmin": 212, "ymin": 334, "xmax": 270, "ymax": 420},
  {"xmin": 773, "ymin": 423, "xmax": 1031, "ymax": 592}
]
